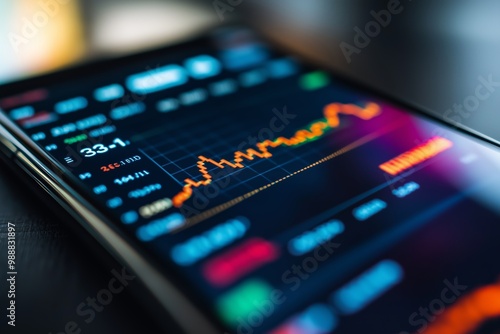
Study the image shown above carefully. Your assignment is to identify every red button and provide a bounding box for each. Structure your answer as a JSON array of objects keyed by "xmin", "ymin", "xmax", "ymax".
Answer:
[{"xmin": 203, "ymin": 238, "xmax": 279, "ymax": 287}]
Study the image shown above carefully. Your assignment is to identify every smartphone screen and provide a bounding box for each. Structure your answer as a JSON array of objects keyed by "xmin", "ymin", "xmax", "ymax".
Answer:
[{"xmin": 2, "ymin": 27, "xmax": 500, "ymax": 334}]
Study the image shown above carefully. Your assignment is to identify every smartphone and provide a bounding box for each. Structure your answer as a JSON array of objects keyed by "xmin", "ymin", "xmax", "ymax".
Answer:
[{"xmin": 1, "ymin": 26, "xmax": 500, "ymax": 334}]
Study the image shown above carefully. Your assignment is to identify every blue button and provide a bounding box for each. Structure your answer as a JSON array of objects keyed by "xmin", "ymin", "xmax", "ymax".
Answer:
[
  {"xmin": 157, "ymin": 98, "xmax": 179, "ymax": 113},
  {"xmin": 121, "ymin": 211, "xmax": 139, "ymax": 225},
  {"xmin": 267, "ymin": 58, "xmax": 298, "ymax": 79},
  {"xmin": 110, "ymin": 102, "xmax": 145, "ymax": 120},
  {"xmin": 55, "ymin": 97, "xmax": 88, "ymax": 114},
  {"xmin": 137, "ymin": 213, "xmax": 186, "ymax": 241},
  {"xmin": 353, "ymin": 199, "xmax": 387, "ymax": 221},
  {"xmin": 239, "ymin": 68, "xmax": 267, "ymax": 87},
  {"xmin": 94, "ymin": 84, "xmax": 125, "ymax": 102},
  {"xmin": 126, "ymin": 65, "xmax": 188, "ymax": 94},
  {"xmin": 332, "ymin": 260, "xmax": 403, "ymax": 315},
  {"xmin": 220, "ymin": 45, "xmax": 269, "ymax": 70},
  {"xmin": 10, "ymin": 106, "xmax": 34, "ymax": 120},
  {"xmin": 107, "ymin": 197, "xmax": 123, "ymax": 209},
  {"xmin": 297, "ymin": 304, "xmax": 338, "ymax": 333},
  {"xmin": 210, "ymin": 79, "xmax": 238, "ymax": 96},
  {"xmin": 184, "ymin": 55, "xmax": 221, "ymax": 80}
]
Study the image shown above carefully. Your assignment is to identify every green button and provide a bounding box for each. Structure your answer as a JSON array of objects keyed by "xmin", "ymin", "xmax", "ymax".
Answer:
[
  {"xmin": 217, "ymin": 280, "xmax": 273, "ymax": 325},
  {"xmin": 300, "ymin": 71, "xmax": 330, "ymax": 91}
]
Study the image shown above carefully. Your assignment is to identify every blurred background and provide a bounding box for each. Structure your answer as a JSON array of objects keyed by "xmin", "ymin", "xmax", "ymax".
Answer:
[
  {"xmin": 2, "ymin": 0, "xmax": 500, "ymax": 140},
  {"xmin": 0, "ymin": 0, "xmax": 217, "ymax": 82},
  {"xmin": 1, "ymin": 0, "xmax": 500, "ymax": 333}
]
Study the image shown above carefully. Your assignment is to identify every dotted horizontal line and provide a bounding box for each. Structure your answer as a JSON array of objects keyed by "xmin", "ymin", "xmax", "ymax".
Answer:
[{"xmin": 173, "ymin": 123, "xmax": 398, "ymax": 233}]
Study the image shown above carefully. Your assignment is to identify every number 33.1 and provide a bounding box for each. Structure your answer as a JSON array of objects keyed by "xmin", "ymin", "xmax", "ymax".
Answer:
[{"xmin": 80, "ymin": 144, "xmax": 109, "ymax": 157}]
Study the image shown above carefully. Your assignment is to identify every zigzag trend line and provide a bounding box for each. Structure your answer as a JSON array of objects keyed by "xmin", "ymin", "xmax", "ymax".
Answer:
[{"xmin": 172, "ymin": 102, "xmax": 381, "ymax": 207}]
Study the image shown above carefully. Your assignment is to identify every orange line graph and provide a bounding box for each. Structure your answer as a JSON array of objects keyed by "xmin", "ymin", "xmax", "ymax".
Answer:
[
  {"xmin": 172, "ymin": 102, "xmax": 381, "ymax": 207},
  {"xmin": 422, "ymin": 281, "xmax": 500, "ymax": 334}
]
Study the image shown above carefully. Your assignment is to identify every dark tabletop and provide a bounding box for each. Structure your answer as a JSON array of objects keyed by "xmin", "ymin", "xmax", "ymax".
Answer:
[{"xmin": 0, "ymin": 161, "xmax": 169, "ymax": 333}]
